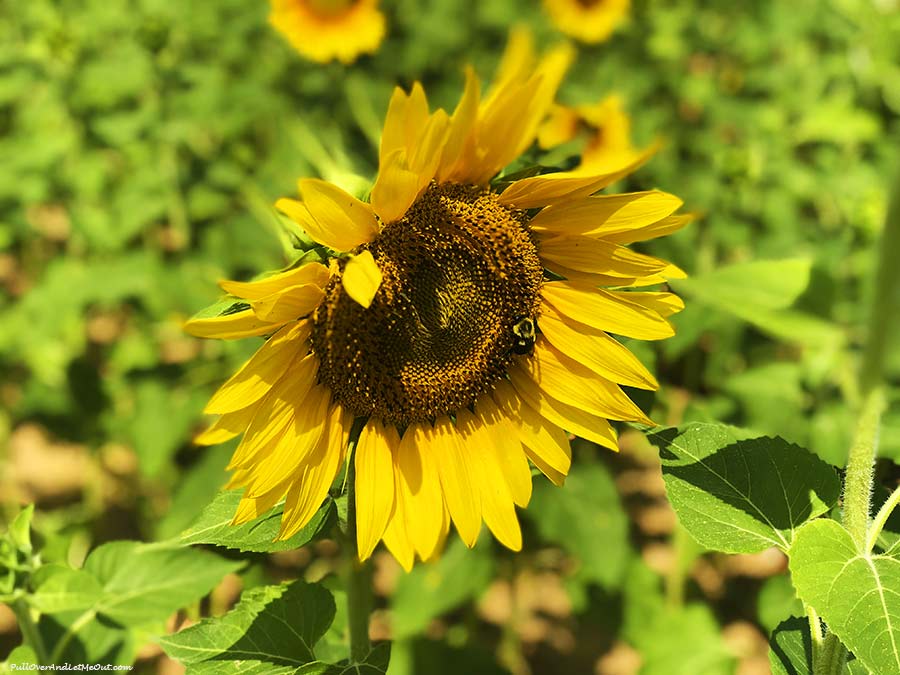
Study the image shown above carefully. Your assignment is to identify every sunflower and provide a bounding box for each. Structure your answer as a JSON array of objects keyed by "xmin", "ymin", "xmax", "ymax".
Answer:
[
  {"xmin": 269, "ymin": 0, "xmax": 386, "ymax": 64},
  {"xmin": 538, "ymin": 95, "xmax": 647, "ymax": 173},
  {"xmin": 543, "ymin": 0, "xmax": 630, "ymax": 45},
  {"xmin": 186, "ymin": 29, "xmax": 688, "ymax": 571}
]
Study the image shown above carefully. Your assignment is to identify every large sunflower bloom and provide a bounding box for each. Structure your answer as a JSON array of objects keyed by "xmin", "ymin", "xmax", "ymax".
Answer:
[
  {"xmin": 543, "ymin": 0, "xmax": 630, "ymax": 44},
  {"xmin": 269, "ymin": 0, "xmax": 386, "ymax": 64},
  {"xmin": 186, "ymin": 30, "xmax": 688, "ymax": 571}
]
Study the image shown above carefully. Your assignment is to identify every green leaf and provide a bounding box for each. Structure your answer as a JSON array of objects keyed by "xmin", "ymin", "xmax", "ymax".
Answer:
[
  {"xmin": 768, "ymin": 616, "xmax": 813, "ymax": 675},
  {"xmin": 6, "ymin": 504, "xmax": 34, "ymax": 555},
  {"xmin": 5, "ymin": 644, "xmax": 38, "ymax": 668},
  {"xmin": 180, "ymin": 490, "xmax": 335, "ymax": 553},
  {"xmin": 526, "ymin": 461, "xmax": 630, "ymax": 590},
  {"xmin": 29, "ymin": 564, "xmax": 103, "ymax": 614},
  {"xmin": 670, "ymin": 259, "xmax": 843, "ymax": 347},
  {"xmin": 390, "ymin": 538, "xmax": 494, "ymax": 639},
  {"xmin": 652, "ymin": 423, "xmax": 841, "ymax": 553},
  {"xmin": 789, "ymin": 519, "xmax": 900, "ymax": 675},
  {"xmin": 84, "ymin": 541, "xmax": 241, "ymax": 625},
  {"xmin": 159, "ymin": 581, "xmax": 335, "ymax": 671}
]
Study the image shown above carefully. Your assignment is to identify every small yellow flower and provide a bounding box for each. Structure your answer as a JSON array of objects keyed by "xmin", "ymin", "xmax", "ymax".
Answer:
[
  {"xmin": 539, "ymin": 95, "xmax": 646, "ymax": 174},
  {"xmin": 543, "ymin": 0, "xmax": 630, "ymax": 44},
  {"xmin": 187, "ymin": 29, "xmax": 688, "ymax": 571},
  {"xmin": 269, "ymin": 0, "xmax": 386, "ymax": 64}
]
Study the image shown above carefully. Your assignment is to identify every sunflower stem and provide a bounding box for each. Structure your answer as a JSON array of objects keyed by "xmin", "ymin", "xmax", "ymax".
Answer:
[
  {"xmin": 842, "ymin": 155, "xmax": 900, "ymax": 551},
  {"xmin": 344, "ymin": 448, "xmax": 373, "ymax": 664},
  {"xmin": 824, "ymin": 155, "xmax": 900, "ymax": 674}
]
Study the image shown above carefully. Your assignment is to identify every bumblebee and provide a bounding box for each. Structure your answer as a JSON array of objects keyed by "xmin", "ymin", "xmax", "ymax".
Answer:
[{"xmin": 511, "ymin": 315, "xmax": 537, "ymax": 355}]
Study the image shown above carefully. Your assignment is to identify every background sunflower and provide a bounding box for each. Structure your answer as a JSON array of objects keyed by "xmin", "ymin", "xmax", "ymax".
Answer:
[{"xmin": 1, "ymin": 1, "xmax": 899, "ymax": 674}]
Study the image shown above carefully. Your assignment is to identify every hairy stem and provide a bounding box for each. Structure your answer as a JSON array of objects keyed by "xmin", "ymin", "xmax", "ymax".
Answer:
[
  {"xmin": 843, "ymin": 386, "xmax": 886, "ymax": 550},
  {"xmin": 344, "ymin": 450, "xmax": 372, "ymax": 664},
  {"xmin": 814, "ymin": 632, "xmax": 847, "ymax": 675}
]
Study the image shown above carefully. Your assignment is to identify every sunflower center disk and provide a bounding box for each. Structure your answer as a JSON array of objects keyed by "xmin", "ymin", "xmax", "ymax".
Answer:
[{"xmin": 312, "ymin": 183, "xmax": 544, "ymax": 426}]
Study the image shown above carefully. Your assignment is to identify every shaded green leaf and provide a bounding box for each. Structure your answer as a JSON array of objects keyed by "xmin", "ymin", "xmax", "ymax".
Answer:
[
  {"xmin": 789, "ymin": 519, "xmax": 900, "ymax": 675},
  {"xmin": 159, "ymin": 581, "xmax": 334, "ymax": 672},
  {"xmin": 180, "ymin": 490, "xmax": 335, "ymax": 553},
  {"xmin": 85, "ymin": 542, "xmax": 241, "ymax": 625},
  {"xmin": 769, "ymin": 616, "xmax": 813, "ymax": 675},
  {"xmin": 30, "ymin": 564, "xmax": 103, "ymax": 614},
  {"xmin": 652, "ymin": 423, "xmax": 841, "ymax": 553}
]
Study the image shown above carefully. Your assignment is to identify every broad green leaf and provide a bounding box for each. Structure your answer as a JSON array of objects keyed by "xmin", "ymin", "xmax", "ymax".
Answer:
[
  {"xmin": 30, "ymin": 564, "xmax": 103, "ymax": 614},
  {"xmin": 159, "ymin": 581, "xmax": 334, "ymax": 671},
  {"xmin": 768, "ymin": 616, "xmax": 813, "ymax": 675},
  {"xmin": 180, "ymin": 490, "xmax": 335, "ymax": 552},
  {"xmin": 390, "ymin": 538, "xmax": 493, "ymax": 639},
  {"xmin": 526, "ymin": 461, "xmax": 630, "ymax": 591},
  {"xmin": 670, "ymin": 259, "xmax": 843, "ymax": 347},
  {"xmin": 38, "ymin": 609, "xmax": 136, "ymax": 666},
  {"xmin": 672, "ymin": 258, "xmax": 812, "ymax": 311},
  {"xmin": 789, "ymin": 519, "xmax": 900, "ymax": 675},
  {"xmin": 652, "ymin": 423, "xmax": 841, "ymax": 553},
  {"xmin": 5, "ymin": 645, "xmax": 38, "ymax": 668},
  {"xmin": 84, "ymin": 541, "xmax": 241, "ymax": 625}
]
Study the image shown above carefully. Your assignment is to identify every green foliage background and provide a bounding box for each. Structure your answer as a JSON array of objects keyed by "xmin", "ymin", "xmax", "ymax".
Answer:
[{"xmin": 1, "ymin": 0, "xmax": 899, "ymax": 673}]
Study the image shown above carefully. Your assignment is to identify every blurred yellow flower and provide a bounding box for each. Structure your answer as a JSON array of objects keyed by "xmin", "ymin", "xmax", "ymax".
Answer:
[
  {"xmin": 539, "ymin": 95, "xmax": 647, "ymax": 173},
  {"xmin": 269, "ymin": 0, "xmax": 386, "ymax": 64},
  {"xmin": 543, "ymin": 0, "xmax": 629, "ymax": 44},
  {"xmin": 187, "ymin": 30, "xmax": 687, "ymax": 570}
]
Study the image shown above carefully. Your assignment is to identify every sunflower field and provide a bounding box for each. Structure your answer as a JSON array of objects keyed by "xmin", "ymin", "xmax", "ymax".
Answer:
[{"xmin": 2, "ymin": 1, "xmax": 900, "ymax": 674}]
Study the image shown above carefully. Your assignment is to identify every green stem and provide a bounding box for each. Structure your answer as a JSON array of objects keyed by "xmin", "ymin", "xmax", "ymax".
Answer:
[
  {"xmin": 344, "ymin": 449, "xmax": 372, "ymax": 664},
  {"xmin": 842, "ymin": 386, "xmax": 886, "ymax": 550},
  {"xmin": 866, "ymin": 484, "xmax": 900, "ymax": 553},
  {"xmin": 12, "ymin": 598, "xmax": 48, "ymax": 664}
]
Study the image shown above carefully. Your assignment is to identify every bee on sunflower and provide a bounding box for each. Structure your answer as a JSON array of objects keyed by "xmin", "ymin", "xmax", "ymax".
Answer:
[{"xmin": 186, "ymin": 29, "xmax": 688, "ymax": 571}]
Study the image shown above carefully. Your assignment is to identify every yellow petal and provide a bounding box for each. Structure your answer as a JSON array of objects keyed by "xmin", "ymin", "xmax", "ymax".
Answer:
[
  {"xmin": 184, "ymin": 309, "xmax": 283, "ymax": 340},
  {"xmin": 429, "ymin": 417, "xmax": 481, "ymax": 547},
  {"xmin": 277, "ymin": 404, "xmax": 351, "ymax": 540},
  {"xmin": 491, "ymin": 379, "xmax": 571, "ymax": 477},
  {"xmin": 219, "ymin": 262, "xmax": 330, "ymax": 301},
  {"xmin": 393, "ymin": 424, "xmax": 445, "ymax": 561},
  {"xmin": 523, "ymin": 339, "xmax": 654, "ymax": 424},
  {"xmin": 604, "ymin": 213, "xmax": 694, "ymax": 245},
  {"xmin": 437, "ymin": 67, "xmax": 481, "ymax": 182},
  {"xmin": 342, "ymin": 250, "xmax": 383, "ymax": 308},
  {"xmin": 538, "ymin": 234, "xmax": 668, "ymax": 278},
  {"xmin": 617, "ymin": 291, "xmax": 685, "ymax": 317},
  {"xmin": 233, "ymin": 486, "xmax": 287, "ymax": 526},
  {"xmin": 249, "ymin": 284, "xmax": 324, "ymax": 323},
  {"xmin": 539, "ymin": 302, "xmax": 658, "ymax": 390},
  {"xmin": 508, "ymin": 365, "xmax": 619, "ymax": 452},
  {"xmin": 242, "ymin": 384, "xmax": 331, "ymax": 499},
  {"xmin": 227, "ymin": 354, "xmax": 318, "ymax": 469},
  {"xmin": 497, "ymin": 146, "xmax": 658, "ymax": 209},
  {"xmin": 530, "ymin": 191, "xmax": 683, "ymax": 237},
  {"xmin": 355, "ymin": 419, "xmax": 398, "ymax": 560},
  {"xmin": 542, "ymin": 281, "xmax": 675, "ymax": 340},
  {"xmin": 476, "ymin": 396, "xmax": 533, "ymax": 508},
  {"xmin": 204, "ymin": 323, "xmax": 310, "ymax": 414},
  {"xmin": 370, "ymin": 149, "xmax": 421, "ymax": 224},
  {"xmin": 382, "ymin": 470, "xmax": 415, "ymax": 571},
  {"xmin": 456, "ymin": 409, "xmax": 522, "ymax": 551},
  {"xmin": 194, "ymin": 404, "xmax": 260, "ymax": 446}
]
